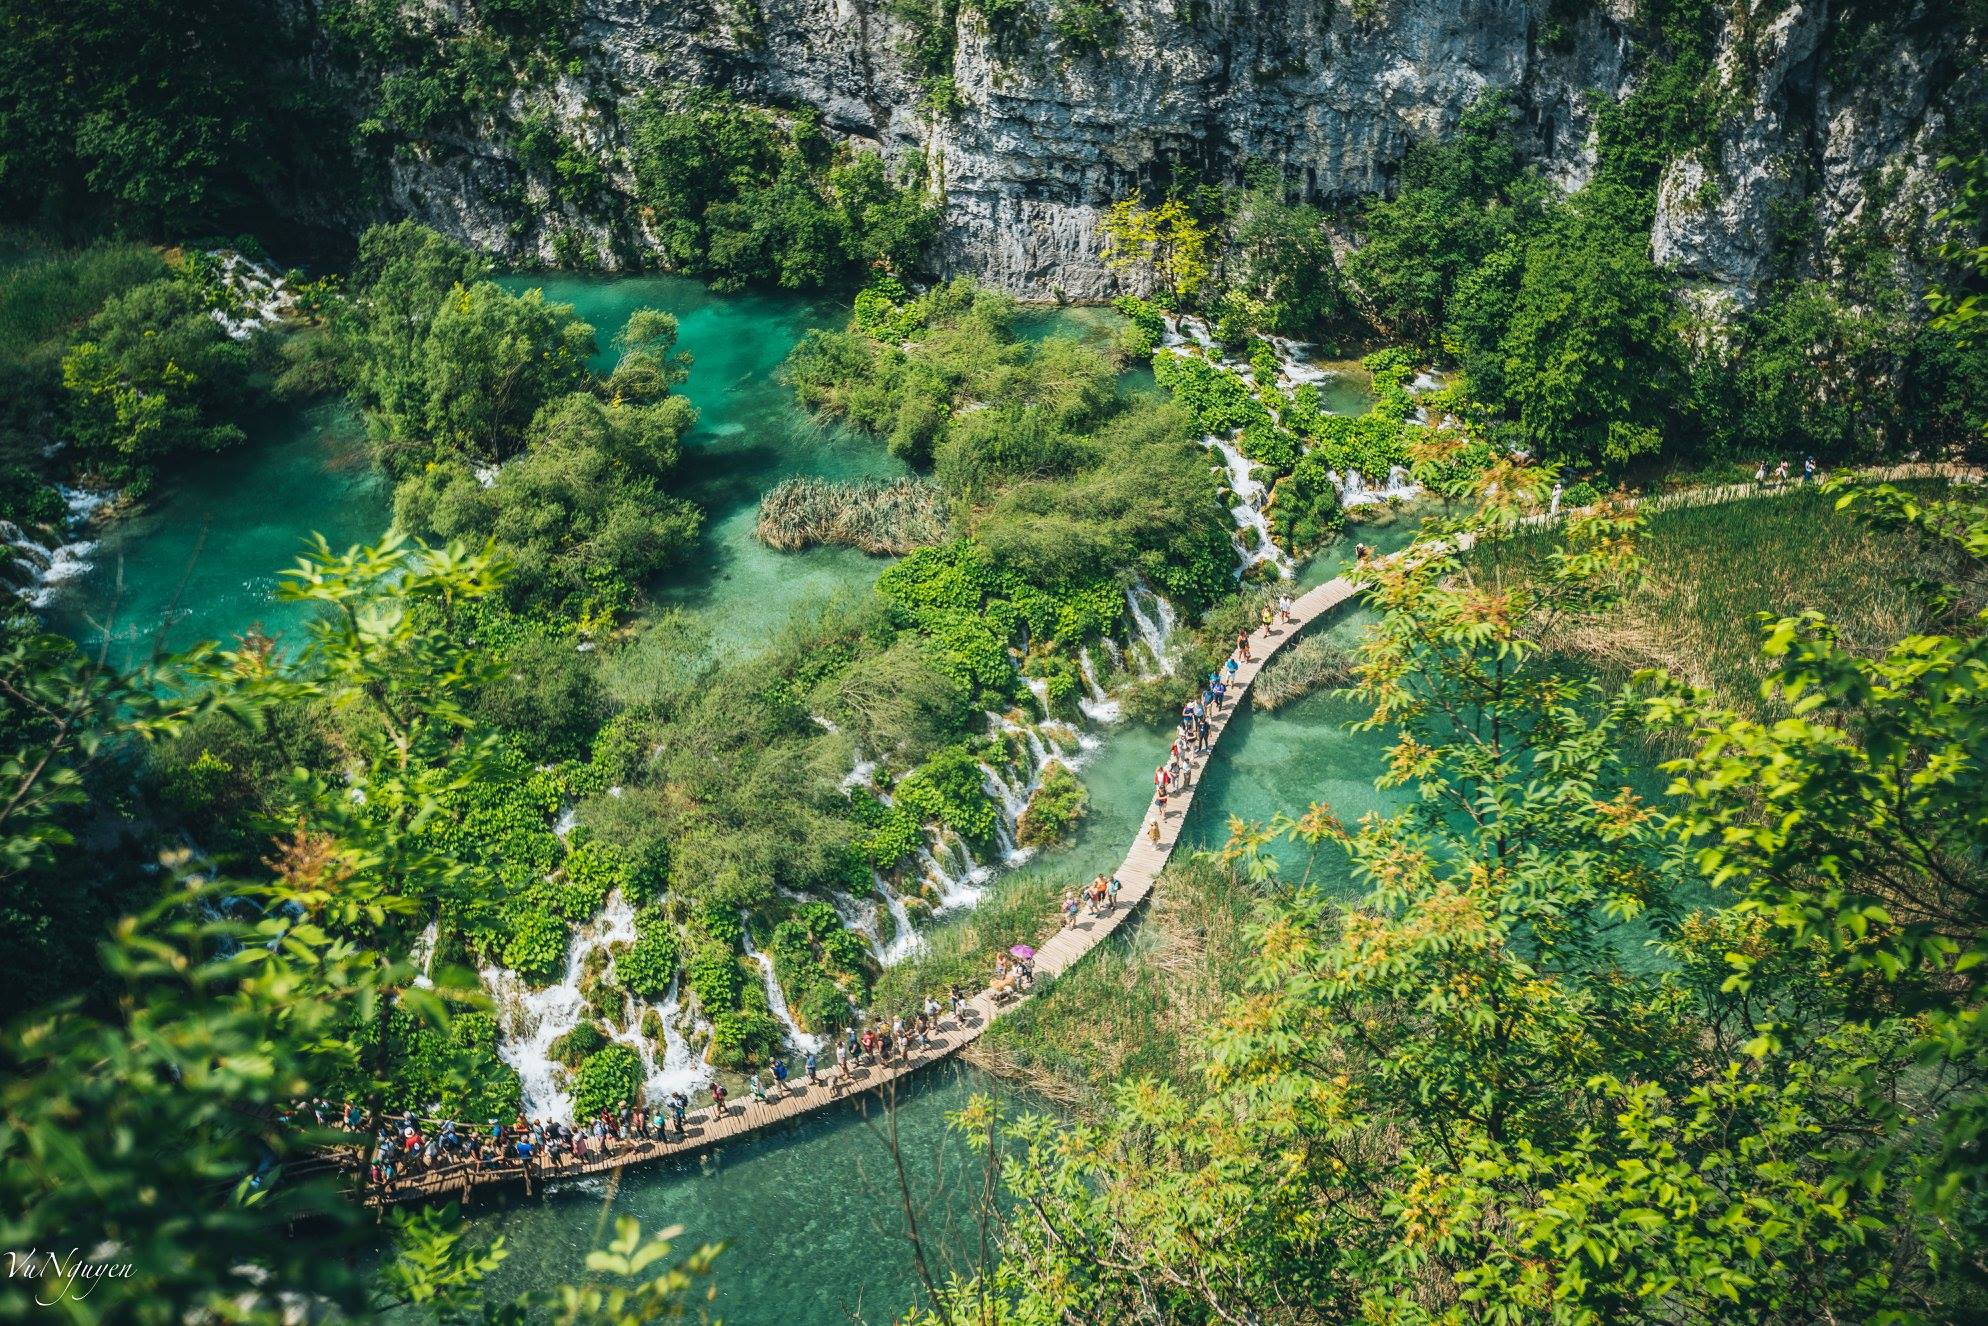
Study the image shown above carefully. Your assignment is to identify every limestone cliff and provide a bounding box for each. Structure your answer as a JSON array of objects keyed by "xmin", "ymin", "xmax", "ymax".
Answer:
[{"xmin": 356, "ymin": 0, "xmax": 1982, "ymax": 307}]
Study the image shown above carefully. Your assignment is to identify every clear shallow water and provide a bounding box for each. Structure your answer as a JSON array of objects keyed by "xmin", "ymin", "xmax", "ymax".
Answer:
[
  {"xmin": 508, "ymin": 274, "xmax": 908, "ymax": 655},
  {"xmin": 42, "ymin": 398, "xmax": 389, "ymax": 667},
  {"xmin": 378, "ymin": 1062, "xmax": 1045, "ymax": 1326}
]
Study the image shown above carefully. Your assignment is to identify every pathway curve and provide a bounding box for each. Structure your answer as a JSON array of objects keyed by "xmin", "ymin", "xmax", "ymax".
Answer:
[{"xmin": 363, "ymin": 461, "xmax": 1979, "ymax": 1209}]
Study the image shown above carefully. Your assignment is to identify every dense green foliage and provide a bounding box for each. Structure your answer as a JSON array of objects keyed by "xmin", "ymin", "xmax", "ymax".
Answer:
[
  {"xmin": 338, "ymin": 223, "xmax": 703, "ymax": 615},
  {"xmin": 60, "ymin": 272, "xmax": 259, "ymax": 475},
  {"xmin": 789, "ymin": 277, "xmax": 1236, "ymax": 611},
  {"xmin": 626, "ymin": 92, "xmax": 937, "ymax": 291},
  {"xmin": 0, "ymin": 0, "xmax": 342, "ymax": 234},
  {"xmin": 2, "ymin": 526, "xmax": 724, "ymax": 1321},
  {"xmin": 916, "ymin": 476, "xmax": 1988, "ymax": 1324}
]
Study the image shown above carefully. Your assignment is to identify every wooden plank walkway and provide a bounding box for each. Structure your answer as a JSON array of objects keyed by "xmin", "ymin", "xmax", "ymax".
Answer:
[{"xmin": 360, "ymin": 460, "xmax": 1980, "ymax": 1209}]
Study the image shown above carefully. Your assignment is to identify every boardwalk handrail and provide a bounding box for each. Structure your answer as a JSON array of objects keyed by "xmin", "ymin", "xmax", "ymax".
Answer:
[{"xmin": 358, "ymin": 460, "xmax": 1982, "ymax": 1209}]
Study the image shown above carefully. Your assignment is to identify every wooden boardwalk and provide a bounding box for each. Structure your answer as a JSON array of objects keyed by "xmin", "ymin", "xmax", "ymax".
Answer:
[
  {"xmin": 364, "ymin": 566, "xmax": 1360, "ymax": 1208},
  {"xmin": 362, "ymin": 461, "xmax": 1980, "ymax": 1209}
]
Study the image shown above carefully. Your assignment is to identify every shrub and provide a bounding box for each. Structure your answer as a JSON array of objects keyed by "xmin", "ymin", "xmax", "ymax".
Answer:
[
  {"xmin": 503, "ymin": 910, "xmax": 569, "ymax": 984},
  {"xmin": 569, "ymin": 1044, "xmax": 643, "ymax": 1117},
  {"xmin": 707, "ymin": 1010, "xmax": 784, "ymax": 1068},
  {"xmin": 1267, "ymin": 454, "xmax": 1347, "ymax": 555},
  {"xmin": 548, "ymin": 1021, "xmax": 608, "ymax": 1068},
  {"xmin": 1016, "ymin": 760, "xmax": 1087, "ymax": 848},
  {"xmin": 896, "ymin": 743, "xmax": 999, "ymax": 844},
  {"xmin": 1151, "ymin": 351, "xmax": 1268, "ymax": 435},
  {"xmin": 615, "ymin": 909, "xmax": 679, "ymax": 999},
  {"xmin": 684, "ymin": 937, "xmax": 744, "ymax": 1012}
]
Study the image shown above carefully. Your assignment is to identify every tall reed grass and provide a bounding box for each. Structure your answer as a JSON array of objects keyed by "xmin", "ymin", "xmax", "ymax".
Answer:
[
  {"xmin": 1527, "ymin": 485, "xmax": 1948, "ymax": 713},
  {"xmin": 1252, "ymin": 633, "xmax": 1354, "ymax": 711},
  {"xmin": 754, "ymin": 476, "xmax": 949, "ymax": 554}
]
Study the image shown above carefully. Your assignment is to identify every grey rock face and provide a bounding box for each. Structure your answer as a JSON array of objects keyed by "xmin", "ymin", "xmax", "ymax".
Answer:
[{"xmin": 368, "ymin": 0, "xmax": 1978, "ymax": 306}]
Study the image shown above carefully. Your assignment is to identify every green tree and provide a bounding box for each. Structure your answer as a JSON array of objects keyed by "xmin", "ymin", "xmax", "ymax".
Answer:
[
  {"xmin": 1099, "ymin": 193, "xmax": 1215, "ymax": 307},
  {"xmin": 911, "ymin": 493, "xmax": 1960, "ymax": 1323},
  {"xmin": 1343, "ymin": 93, "xmax": 1530, "ymax": 348},
  {"xmin": 60, "ymin": 275, "xmax": 255, "ymax": 472},
  {"xmin": 1487, "ymin": 184, "xmax": 1683, "ymax": 465}
]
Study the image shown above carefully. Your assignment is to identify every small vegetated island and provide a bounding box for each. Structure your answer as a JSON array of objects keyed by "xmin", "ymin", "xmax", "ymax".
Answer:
[{"xmin": 1, "ymin": 2, "xmax": 1986, "ymax": 1322}]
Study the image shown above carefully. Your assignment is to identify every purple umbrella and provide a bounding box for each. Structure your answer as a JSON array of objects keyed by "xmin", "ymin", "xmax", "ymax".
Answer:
[{"xmin": 1009, "ymin": 944, "xmax": 1036, "ymax": 960}]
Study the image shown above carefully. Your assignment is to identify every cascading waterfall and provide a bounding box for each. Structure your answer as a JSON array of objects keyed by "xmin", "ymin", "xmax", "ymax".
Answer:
[
  {"xmin": 1076, "ymin": 647, "xmax": 1121, "ymax": 723},
  {"xmin": 4, "ymin": 488, "xmax": 109, "ymax": 609},
  {"xmin": 875, "ymin": 879, "xmax": 922, "ymax": 963},
  {"xmin": 979, "ymin": 760, "xmax": 1034, "ymax": 865},
  {"xmin": 742, "ymin": 926, "xmax": 810, "ymax": 1044},
  {"xmin": 1202, "ymin": 434, "xmax": 1290, "ymax": 577},
  {"xmin": 603, "ymin": 977, "xmax": 704, "ymax": 1105},
  {"xmin": 1333, "ymin": 465, "xmax": 1420, "ymax": 507},
  {"xmin": 1124, "ymin": 577, "xmax": 1178, "ymax": 674},
  {"xmin": 740, "ymin": 915, "xmax": 823, "ymax": 1055},
  {"xmin": 482, "ymin": 892, "xmax": 642, "ymax": 1121},
  {"xmin": 411, "ymin": 919, "xmax": 439, "ymax": 990}
]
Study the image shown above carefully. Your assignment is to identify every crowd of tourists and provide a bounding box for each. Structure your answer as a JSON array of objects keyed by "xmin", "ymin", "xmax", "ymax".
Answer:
[
  {"xmin": 1150, "ymin": 596, "xmax": 1290, "ymax": 841},
  {"xmin": 317, "ymin": 591, "xmax": 1309, "ymax": 1200},
  {"xmin": 294, "ymin": 987, "xmax": 990, "ymax": 1195}
]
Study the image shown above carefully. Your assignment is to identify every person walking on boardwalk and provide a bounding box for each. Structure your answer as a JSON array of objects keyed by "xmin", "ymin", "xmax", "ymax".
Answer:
[
  {"xmin": 1236, "ymin": 629, "xmax": 1252, "ymax": 662},
  {"xmin": 772, "ymin": 1057, "xmax": 790, "ymax": 1098},
  {"xmin": 711, "ymin": 1081, "xmax": 729, "ymax": 1119},
  {"xmin": 1754, "ymin": 459, "xmax": 1767, "ymax": 484},
  {"xmin": 1259, "ymin": 603, "xmax": 1274, "ymax": 637},
  {"xmin": 950, "ymin": 984, "xmax": 965, "ymax": 1025},
  {"xmin": 805, "ymin": 1049, "xmax": 819, "ymax": 1086},
  {"xmin": 1107, "ymin": 874, "xmax": 1122, "ymax": 914},
  {"xmin": 833, "ymin": 1040, "xmax": 849, "ymax": 1092},
  {"xmin": 1804, "ymin": 454, "xmax": 1816, "ymax": 484},
  {"xmin": 1279, "ymin": 593, "xmax": 1293, "ymax": 624},
  {"xmin": 1063, "ymin": 890, "xmax": 1081, "ymax": 928},
  {"xmin": 671, "ymin": 1093, "xmax": 688, "ymax": 1140},
  {"xmin": 1549, "ymin": 481, "xmax": 1563, "ymax": 517}
]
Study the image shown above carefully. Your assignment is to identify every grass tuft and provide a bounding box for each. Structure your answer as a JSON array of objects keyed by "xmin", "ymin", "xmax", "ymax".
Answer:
[{"xmin": 754, "ymin": 476, "xmax": 950, "ymax": 555}]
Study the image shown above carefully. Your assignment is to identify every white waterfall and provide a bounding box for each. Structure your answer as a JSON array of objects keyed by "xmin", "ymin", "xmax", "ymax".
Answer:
[
  {"xmin": 1334, "ymin": 465, "xmax": 1421, "ymax": 508},
  {"xmin": 6, "ymin": 488, "xmax": 109, "ymax": 609},
  {"xmin": 604, "ymin": 977, "xmax": 704, "ymax": 1104},
  {"xmin": 1124, "ymin": 577, "xmax": 1179, "ymax": 674},
  {"xmin": 482, "ymin": 892, "xmax": 642, "ymax": 1121},
  {"xmin": 1024, "ymin": 675, "xmax": 1052, "ymax": 718},
  {"xmin": 1077, "ymin": 647, "xmax": 1122, "ymax": 723},
  {"xmin": 1202, "ymin": 435, "xmax": 1289, "ymax": 577},
  {"xmin": 979, "ymin": 761, "xmax": 1034, "ymax": 865},
  {"xmin": 410, "ymin": 920, "xmax": 439, "ymax": 990},
  {"xmin": 553, "ymin": 805, "xmax": 579, "ymax": 838},
  {"xmin": 831, "ymin": 888, "xmax": 887, "ymax": 966},
  {"xmin": 876, "ymin": 880, "xmax": 922, "ymax": 963},
  {"xmin": 741, "ymin": 915, "xmax": 823, "ymax": 1055}
]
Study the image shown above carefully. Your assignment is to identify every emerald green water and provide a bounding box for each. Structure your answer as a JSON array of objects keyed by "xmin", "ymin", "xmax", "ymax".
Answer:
[
  {"xmin": 43, "ymin": 399, "xmax": 389, "ymax": 666},
  {"xmin": 409, "ymin": 1063, "xmax": 1042, "ymax": 1326},
  {"xmin": 44, "ymin": 275, "xmax": 1413, "ymax": 1325}
]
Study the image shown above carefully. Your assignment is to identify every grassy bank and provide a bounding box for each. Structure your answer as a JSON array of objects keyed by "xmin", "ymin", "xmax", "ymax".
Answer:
[
  {"xmin": 1532, "ymin": 485, "xmax": 1948, "ymax": 713},
  {"xmin": 873, "ymin": 855, "xmax": 1262, "ymax": 1107}
]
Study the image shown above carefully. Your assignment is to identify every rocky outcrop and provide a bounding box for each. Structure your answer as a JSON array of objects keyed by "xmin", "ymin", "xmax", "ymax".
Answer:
[{"xmin": 361, "ymin": 0, "xmax": 1981, "ymax": 306}]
